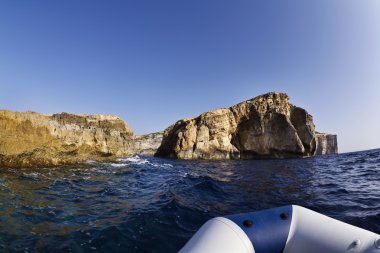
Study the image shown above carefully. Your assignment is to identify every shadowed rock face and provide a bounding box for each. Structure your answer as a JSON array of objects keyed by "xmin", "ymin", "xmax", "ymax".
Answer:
[
  {"xmin": 290, "ymin": 106, "xmax": 316, "ymax": 156},
  {"xmin": 0, "ymin": 110, "xmax": 134, "ymax": 167},
  {"xmin": 155, "ymin": 92, "xmax": 337, "ymax": 159}
]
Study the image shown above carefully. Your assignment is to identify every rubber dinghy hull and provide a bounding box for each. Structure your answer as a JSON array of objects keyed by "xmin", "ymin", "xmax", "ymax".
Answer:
[{"xmin": 179, "ymin": 205, "xmax": 380, "ymax": 253}]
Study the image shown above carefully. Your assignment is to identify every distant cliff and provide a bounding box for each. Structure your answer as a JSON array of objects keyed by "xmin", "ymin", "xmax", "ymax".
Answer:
[
  {"xmin": 134, "ymin": 132, "xmax": 163, "ymax": 155},
  {"xmin": 0, "ymin": 110, "xmax": 134, "ymax": 167},
  {"xmin": 315, "ymin": 133, "xmax": 338, "ymax": 155},
  {"xmin": 155, "ymin": 92, "xmax": 337, "ymax": 159}
]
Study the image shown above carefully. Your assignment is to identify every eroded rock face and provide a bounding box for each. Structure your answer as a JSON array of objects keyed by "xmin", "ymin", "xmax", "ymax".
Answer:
[
  {"xmin": 290, "ymin": 106, "xmax": 316, "ymax": 156},
  {"xmin": 134, "ymin": 132, "xmax": 164, "ymax": 155},
  {"xmin": 0, "ymin": 110, "xmax": 134, "ymax": 167},
  {"xmin": 155, "ymin": 92, "xmax": 337, "ymax": 159},
  {"xmin": 315, "ymin": 133, "xmax": 338, "ymax": 155}
]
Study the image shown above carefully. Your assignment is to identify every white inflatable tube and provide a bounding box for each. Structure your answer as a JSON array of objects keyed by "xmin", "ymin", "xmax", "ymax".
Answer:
[
  {"xmin": 284, "ymin": 206, "xmax": 380, "ymax": 253},
  {"xmin": 179, "ymin": 217, "xmax": 255, "ymax": 253},
  {"xmin": 179, "ymin": 205, "xmax": 380, "ymax": 253}
]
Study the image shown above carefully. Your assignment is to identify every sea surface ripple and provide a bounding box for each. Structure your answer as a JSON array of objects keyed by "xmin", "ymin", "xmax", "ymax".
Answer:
[{"xmin": 0, "ymin": 149, "xmax": 379, "ymax": 252}]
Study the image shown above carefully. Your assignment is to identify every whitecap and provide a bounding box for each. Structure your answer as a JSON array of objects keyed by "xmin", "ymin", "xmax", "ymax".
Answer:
[
  {"xmin": 109, "ymin": 163, "xmax": 128, "ymax": 168},
  {"xmin": 84, "ymin": 160, "xmax": 98, "ymax": 164},
  {"xmin": 117, "ymin": 156, "xmax": 149, "ymax": 165},
  {"xmin": 89, "ymin": 167, "xmax": 110, "ymax": 174},
  {"xmin": 117, "ymin": 155, "xmax": 141, "ymax": 163},
  {"xmin": 22, "ymin": 172, "xmax": 41, "ymax": 178}
]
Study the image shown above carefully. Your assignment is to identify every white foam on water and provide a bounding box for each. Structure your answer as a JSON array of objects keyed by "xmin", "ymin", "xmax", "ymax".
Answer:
[
  {"xmin": 112, "ymin": 156, "xmax": 174, "ymax": 169},
  {"xmin": 149, "ymin": 163, "xmax": 174, "ymax": 168},
  {"xmin": 84, "ymin": 160, "xmax": 98, "ymax": 164},
  {"xmin": 109, "ymin": 163, "xmax": 128, "ymax": 168},
  {"xmin": 89, "ymin": 167, "xmax": 110, "ymax": 174},
  {"xmin": 117, "ymin": 155, "xmax": 144, "ymax": 163},
  {"xmin": 22, "ymin": 172, "xmax": 41, "ymax": 178},
  {"xmin": 117, "ymin": 156, "xmax": 149, "ymax": 165}
]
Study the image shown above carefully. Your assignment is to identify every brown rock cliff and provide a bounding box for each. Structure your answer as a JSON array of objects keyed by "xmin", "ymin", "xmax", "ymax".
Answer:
[
  {"xmin": 155, "ymin": 92, "xmax": 337, "ymax": 159},
  {"xmin": 0, "ymin": 110, "xmax": 134, "ymax": 167},
  {"xmin": 134, "ymin": 132, "xmax": 164, "ymax": 155}
]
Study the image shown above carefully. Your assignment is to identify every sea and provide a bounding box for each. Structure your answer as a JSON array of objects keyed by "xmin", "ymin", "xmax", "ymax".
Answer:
[{"xmin": 0, "ymin": 149, "xmax": 379, "ymax": 252}]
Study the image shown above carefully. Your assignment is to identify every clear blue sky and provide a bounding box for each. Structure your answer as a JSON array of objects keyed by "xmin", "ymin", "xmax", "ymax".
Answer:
[{"xmin": 1, "ymin": 0, "xmax": 379, "ymax": 153}]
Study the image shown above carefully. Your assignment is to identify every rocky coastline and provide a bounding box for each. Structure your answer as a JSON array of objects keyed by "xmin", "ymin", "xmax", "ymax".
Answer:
[
  {"xmin": 0, "ymin": 92, "xmax": 338, "ymax": 168},
  {"xmin": 155, "ymin": 92, "xmax": 337, "ymax": 159},
  {"xmin": 0, "ymin": 110, "xmax": 134, "ymax": 167}
]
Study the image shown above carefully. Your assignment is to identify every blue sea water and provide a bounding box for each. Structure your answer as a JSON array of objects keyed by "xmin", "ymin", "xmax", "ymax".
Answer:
[{"xmin": 0, "ymin": 149, "xmax": 379, "ymax": 252}]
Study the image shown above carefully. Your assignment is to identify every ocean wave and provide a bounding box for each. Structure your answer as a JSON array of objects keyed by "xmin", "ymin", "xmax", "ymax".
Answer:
[
  {"xmin": 116, "ymin": 155, "xmax": 149, "ymax": 164},
  {"xmin": 109, "ymin": 163, "xmax": 129, "ymax": 168},
  {"xmin": 0, "ymin": 149, "xmax": 379, "ymax": 252},
  {"xmin": 114, "ymin": 156, "xmax": 173, "ymax": 168}
]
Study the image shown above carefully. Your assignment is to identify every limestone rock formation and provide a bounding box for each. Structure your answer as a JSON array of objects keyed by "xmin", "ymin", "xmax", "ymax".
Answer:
[
  {"xmin": 315, "ymin": 133, "xmax": 338, "ymax": 155},
  {"xmin": 134, "ymin": 131, "xmax": 164, "ymax": 155},
  {"xmin": 155, "ymin": 92, "xmax": 338, "ymax": 159},
  {"xmin": 0, "ymin": 110, "xmax": 134, "ymax": 167}
]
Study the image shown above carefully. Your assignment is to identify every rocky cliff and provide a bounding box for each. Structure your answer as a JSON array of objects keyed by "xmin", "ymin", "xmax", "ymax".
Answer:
[
  {"xmin": 134, "ymin": 132, "xmax": 164, "ymax": 155},
  {"xmin": 155, "ymin": 92, "xmax": 337, "ymax": 159},
  {"xmin": 0, "ymin": 92, "xmax": 337, "ymax": 167},
  {"xmin": 0, "ymin": 110, "xmax": 134, "ymax": 167},
  {"xmin": 315, "ymin": 133, "xmax": 338, "ymax": 155}
]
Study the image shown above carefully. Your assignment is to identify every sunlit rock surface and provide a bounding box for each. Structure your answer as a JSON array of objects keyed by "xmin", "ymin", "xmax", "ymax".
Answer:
[
  {"xmin": 134, "ymin": 132, "xmax": 164, "ymax": 155},
  {"xmin": 0, "ymin": 110, "xmax": 134, "ymax": 167},
  {"xmin": 0, "ymin": 92, "xmax": 338, "ymax": 167},
  {"xmin": 155, "ymin": 92, "xmax": 338, "ymax": 159},
  {"xmin": 315, "ymin": 133, "xmax": 338, "ymax": 155}
]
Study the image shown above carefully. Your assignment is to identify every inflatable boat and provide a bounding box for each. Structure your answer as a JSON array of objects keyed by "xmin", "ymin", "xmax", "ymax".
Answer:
[{"xmin": 180, "ymin": 205, "xmax": 380, "ymax": 253}]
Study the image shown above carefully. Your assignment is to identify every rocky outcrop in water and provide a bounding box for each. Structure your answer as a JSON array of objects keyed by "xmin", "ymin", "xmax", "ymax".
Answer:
[
  {"xmin": 0, "ymin": 92, "xmax": 338, "ymax": 167},
  {"xmin": 0, "ymin": 110, "xmax": 134, "ymax": 167},
  {"xmin": 155, "ymin": 92, "xmax": 337, "ymax": 159},
  {"xmin": 315, "ymin": 133, "xmax": 338, "ymax": 155},
  {"xmin": 134, "ymin": 132, "xmax": 164, "ymax": 155}
]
